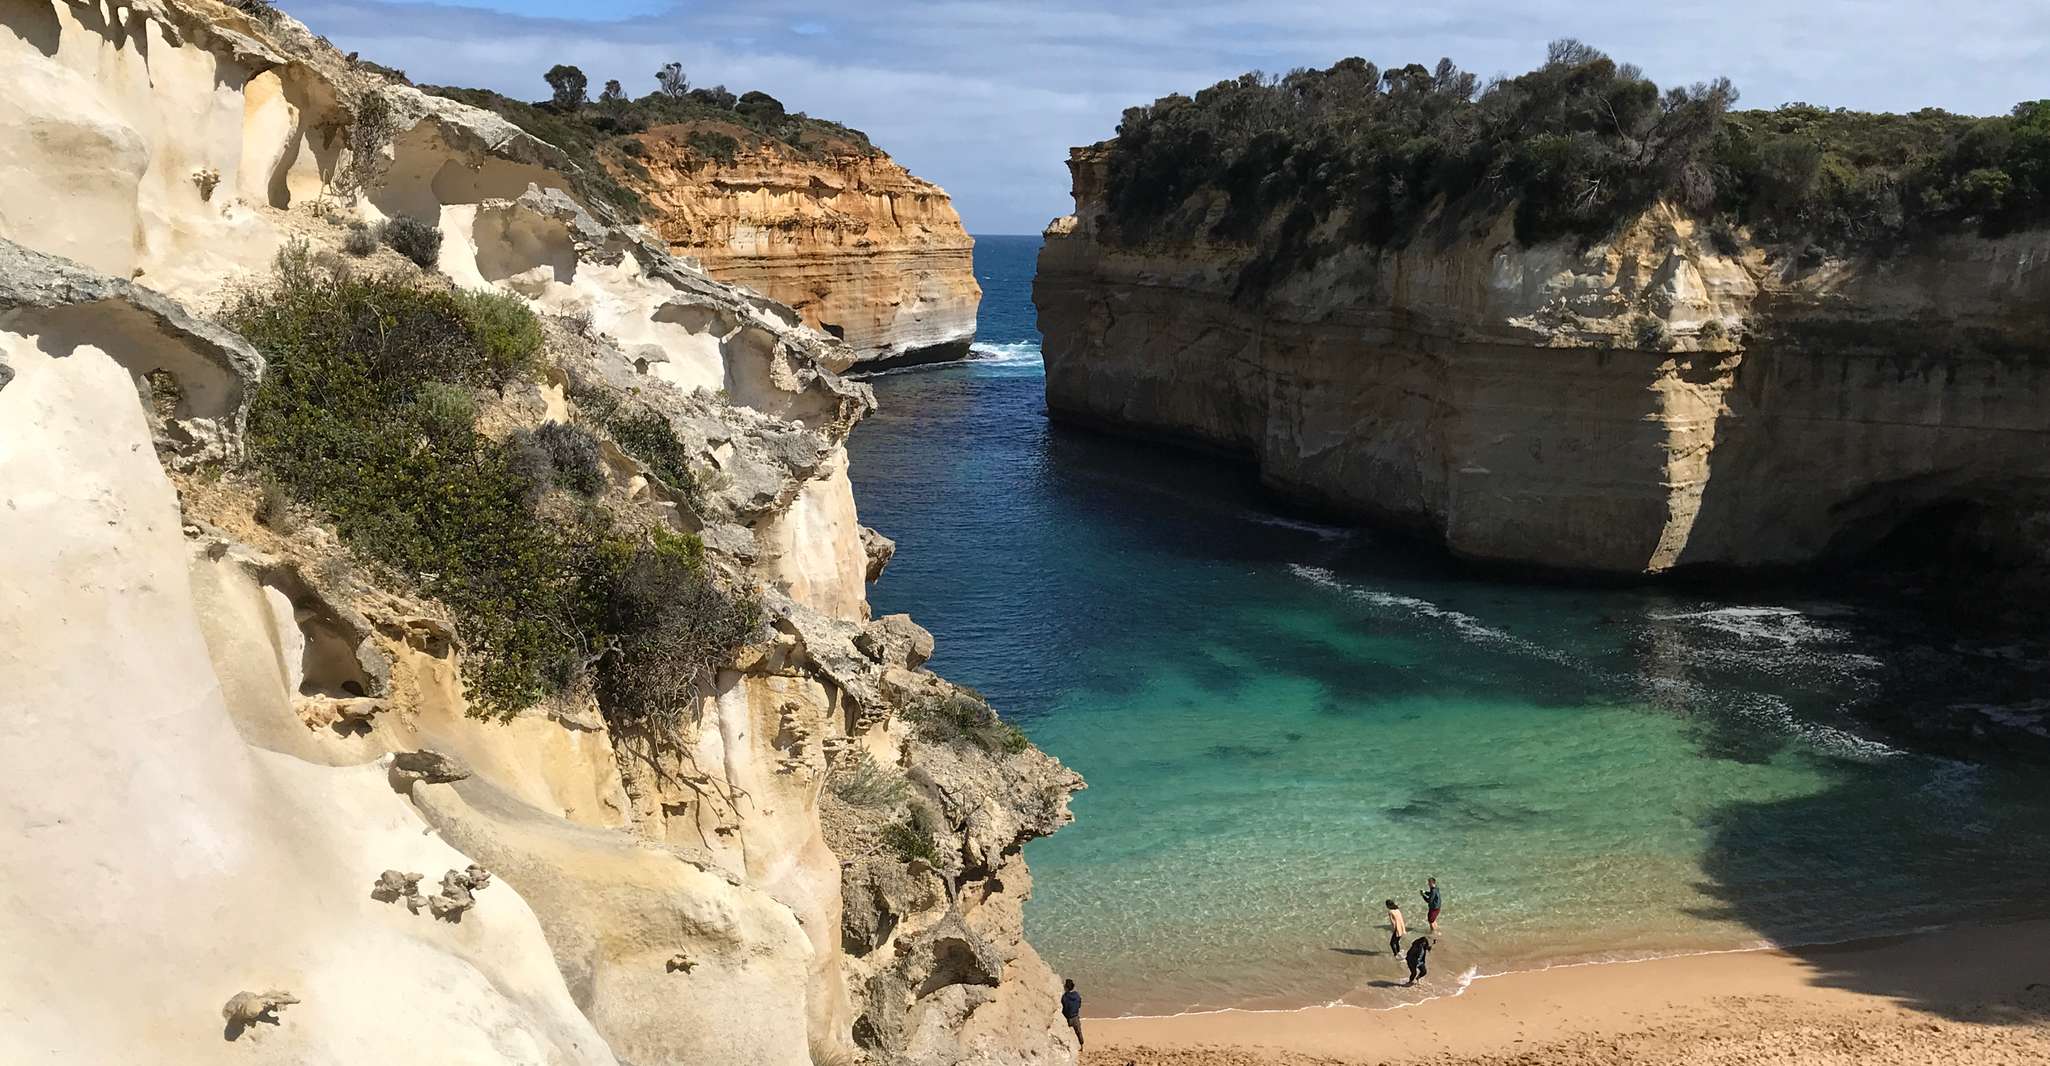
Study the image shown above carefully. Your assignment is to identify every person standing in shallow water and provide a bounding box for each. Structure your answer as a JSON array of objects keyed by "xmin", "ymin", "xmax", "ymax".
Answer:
[
  {"xmin": 1384, "ymin": 899, "xmax": 1407, "ymax": 958},
  {"xmin": 1405, "ymin": 936, "xmax": 1432, "ymax": 986},
  {"xmin": 1420, "ymin": 877, "xmax": 1443, "ymax": 933},
  {"xmin": 1061, "ymin": 978, "xmax": 1083, "ymax": 1047}
]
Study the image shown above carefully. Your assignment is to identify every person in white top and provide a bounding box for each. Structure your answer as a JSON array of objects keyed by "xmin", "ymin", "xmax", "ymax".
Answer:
[{"xmin": 1384, "ymin": 899, "xmax": 1407, "ymax": 958}]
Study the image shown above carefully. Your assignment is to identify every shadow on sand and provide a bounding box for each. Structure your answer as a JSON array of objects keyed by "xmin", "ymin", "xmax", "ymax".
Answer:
[{"xmin": 1691, "ymin": 758, "xmax": 2050, "ymax": 1024}]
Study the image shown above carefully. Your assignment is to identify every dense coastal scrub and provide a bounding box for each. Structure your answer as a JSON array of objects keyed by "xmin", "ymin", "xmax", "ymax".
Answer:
[
  {"xmin": 1100, "ymin": 39, "xmax": 2050, "ymax": 293},
  {"xmin": 420, "ymin": 72, "xmax": 878, "ymax": 219},
  {"xmin": 227, "ymin": 248, "xmax": 758, "ymax": 724}
]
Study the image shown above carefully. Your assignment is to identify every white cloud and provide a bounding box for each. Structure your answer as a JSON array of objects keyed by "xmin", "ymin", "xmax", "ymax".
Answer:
[{"xmin": 290, "ymin": 0, "xmax": 2050, "ymax": 234}]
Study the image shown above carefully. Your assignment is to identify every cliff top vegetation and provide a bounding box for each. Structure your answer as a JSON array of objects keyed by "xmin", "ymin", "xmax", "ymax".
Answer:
[
  {"xmin": 1098, "ymin": 40, "xmax": 2050, "ymax": 281},
  {"xmin": 414, "ymin": 62, "xmax": 880, "ymax": 220}
]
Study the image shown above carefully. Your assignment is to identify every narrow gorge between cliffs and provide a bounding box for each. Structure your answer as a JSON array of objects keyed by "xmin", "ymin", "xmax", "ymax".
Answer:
[{"xmin": 849, "ymin": 234, "xmax": 2050, "ymax": 1019}]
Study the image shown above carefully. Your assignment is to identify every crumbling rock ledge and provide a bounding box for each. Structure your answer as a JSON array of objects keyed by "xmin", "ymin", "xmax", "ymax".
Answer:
[{"xmin": 0, "ymin": 239, "xmax": 261, "ymax": 467}]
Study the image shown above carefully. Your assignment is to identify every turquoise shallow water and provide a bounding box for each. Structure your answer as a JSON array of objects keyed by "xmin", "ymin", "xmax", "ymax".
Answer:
[{"xmin": 847, "ymin": 235, "xmax": 2050, "ymax": 1017}]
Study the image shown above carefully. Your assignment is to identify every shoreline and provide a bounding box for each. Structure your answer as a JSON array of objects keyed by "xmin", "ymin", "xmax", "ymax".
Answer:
[
  {"xmin": 1083, "ymin": 919, "xmax": 2050, "ymax": 1064},
  {"xmin": 1091, "ymin": 940, "xmax": 1787, "ymax": 1022},
  {"xmin": 1090, "ymin": 920, "xmax": 1979, "ymax": 1022}
]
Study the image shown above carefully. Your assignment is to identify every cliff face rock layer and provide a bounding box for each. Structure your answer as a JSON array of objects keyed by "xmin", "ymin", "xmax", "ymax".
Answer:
[
  {"xmin": 1036, "ymin": 148, "xmax": 2050, "ymax": 575},
  {"xmin": 0, "ymin": 3, "xmax": 1075, "ymax": 1063},
  {"xmin": 625, "ymin": 136, "xmax": 981, "ymax": 369}
]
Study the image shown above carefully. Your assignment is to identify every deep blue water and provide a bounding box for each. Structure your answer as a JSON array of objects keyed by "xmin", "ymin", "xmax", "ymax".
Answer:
[{"xmin": 845, "ymin": 234, "xmax": 2050, "ymax": 1016}]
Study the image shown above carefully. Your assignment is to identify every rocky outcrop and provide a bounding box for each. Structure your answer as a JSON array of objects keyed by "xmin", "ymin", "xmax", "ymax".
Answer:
[
  {"xmin": 1036, "ymin": 147, "xmax": 2050, "ymax": 575},
  {"xmin": 623, "ymin": 136, "xmax": 980, "ymax": 369},
  {"xmin": 0, "ymin": 3, "xmax": 1076, "ymax": 1064}
]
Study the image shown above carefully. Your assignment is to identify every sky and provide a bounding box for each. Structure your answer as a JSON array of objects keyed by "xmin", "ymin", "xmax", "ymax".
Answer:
[{"xmin": 291, "ymin": 0, "xmax": 2050, "ymax": 235}]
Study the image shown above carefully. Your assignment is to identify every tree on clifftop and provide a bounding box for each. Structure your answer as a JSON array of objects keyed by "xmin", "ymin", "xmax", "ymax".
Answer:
[
  {"xmin": 737, "ymin": 90, "xmax": 786, "ymax": 125},
  {"xmin": 656, "ymin": 62, "xmax": 688, "ymax": 98},
  {"xmin": 691, "ymin": 84, "xmax": 737, "ymax": 110},
  {"xmin": 544, "ymin": 64, "xmax": 588, "ymax": 109},
  {"xmin": 600, "ymin": 79, "xmax": 624, "ymax": 104}
]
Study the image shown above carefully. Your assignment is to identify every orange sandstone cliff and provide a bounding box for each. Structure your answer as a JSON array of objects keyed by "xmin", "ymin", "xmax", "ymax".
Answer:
[{"xmin": 623, "ymin": 133, "xmax": 980, "ymax": 370}]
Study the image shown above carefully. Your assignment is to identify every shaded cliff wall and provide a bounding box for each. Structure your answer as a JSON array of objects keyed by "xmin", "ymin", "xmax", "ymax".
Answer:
[
  {"xmin": 1036, "ymin": 149, "xmax": 2050, "ymax": 575},
  {"xmin": 625, "ymin": 136, "xmax": 980, "ymax": 369}
]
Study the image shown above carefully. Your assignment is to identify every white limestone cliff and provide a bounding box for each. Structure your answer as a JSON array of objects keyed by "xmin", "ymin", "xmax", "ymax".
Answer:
[{"xmin": 0, "ymin": 2, "xmax": 1079, "ymax": 1063}]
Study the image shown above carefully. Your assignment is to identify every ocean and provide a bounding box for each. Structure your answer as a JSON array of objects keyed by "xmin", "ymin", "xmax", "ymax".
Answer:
[{"xmin": 845, "ymin": 233, "xmax": 2050, "ymax": 1017}]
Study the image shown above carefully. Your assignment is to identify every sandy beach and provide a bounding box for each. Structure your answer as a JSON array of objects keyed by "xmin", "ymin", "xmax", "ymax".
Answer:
[{"xmin": 1082, "ymin": 921, "xmax": 2050, "ymax": 1065}]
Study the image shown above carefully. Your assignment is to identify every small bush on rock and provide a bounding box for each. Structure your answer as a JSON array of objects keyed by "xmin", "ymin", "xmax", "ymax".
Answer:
[
  {"xmin": 533, "ymin": 421, "xmax": 607, "ymax": 495},
  {"xmin": 882, "ymin": 819, "xmax": 942, "ymax": 866},
  {"xmin": 229, "ymin": 0, "xmax": 281, "ymax": 26},
  {"xmin": 1632, "ymin": 314, "xmax": 1671, "ymax": 351},
  {"xmin": 256, "ymin": 476, "xmax": 297, "ymax": 531},
  {"xmin": 339, "ymin": 91, "xmax": 399, "ymax": 195},
  {"xmin": 585, "ymin": 527, "xmax": 757, "ymax": 733},
  {"xmin": 567, "ymin": 375, "xmax": 705, "ymax": 510},
  {"xmin": 829, "ymin": 752, "xmax": 910, "ymax": 809},
  {"xmin": 905, "ymin": 690, "xmax": 1030, "ymax": 756},
  {"xmin": 690, "ymin": 85, "xmax": 738, "ymax": 111},
  {"xmin": 736, "ymin": 91, "xmax": 786, "ymax": 125},
  {"xmin": 342, "ymin": 222, "xmax": 378, "ymax": 257},
  {"xmin": 686, "ymin": 131, "xmax": 740, "ymax": 165},
  {"xmin": 451, "ymin": 287, "xmax": 543, "ymax": 376},
  {"xmin": 504, "ymin": 429, "xmax": 558, "ymax": 505},
  {"xmin": 404, "ymin": 381, "xmax": 477, "ymax": 445},
  {"xmin": 379, "ymin": 216, "xmax": 444, "ymax": 269}
]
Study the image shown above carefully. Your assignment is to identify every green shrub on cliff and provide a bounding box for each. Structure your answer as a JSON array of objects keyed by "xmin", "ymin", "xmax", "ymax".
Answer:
[
  {"xmin": 882, "ymin": 819, "xmax": 943, "ymax": 865},
  {"xmin": 583, "ymin": 527, "xmax": 759, "ymax": 732},
  {"xmin": 453, "ymin": 287, "xmax": 545, "ymax": 375},
  {"xmin": 515, "ymin": 420, "xmax": 607, "ymax": 496},
  {"xmin": 830, "ymin": 752, "xmax": 911, "ymax": 808},
  {"xmin": 686, "ymin": 130, "xmax": 741, "ymax": 165},
  {"xmin": 378, "ymin": 216, "xmax": 444, "ymax": 269},
  {"xmin": 1102, "ymin": 40, "xmax": 2050, "ymax": 294},
  {"xmin": 228, "ymin": 0, "xmax": 281, "ymax": 28},
  {"xmin": 228, "ymin": 253, "xmax": 757, "ymax": 723},
  {"xmin": 905, "ymin": 689, "xmax": 1031, "ymax": 756},
  {"xmin": 421, "ymin": 79, "xmax": 880, "ymax": 221},
  {"xmin": 565, "ymin": 374, "xmax": 706, "ymax": 509}
]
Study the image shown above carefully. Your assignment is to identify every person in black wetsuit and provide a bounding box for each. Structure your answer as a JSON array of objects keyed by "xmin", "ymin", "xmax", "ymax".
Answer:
[
  {"xmin": 1061, "ymin": 978, "xmax": 1083, "ymax": 1047},
  {"xmin": 1405, "ymin": 936, "xmax": 1432, "ymax": 986}
]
